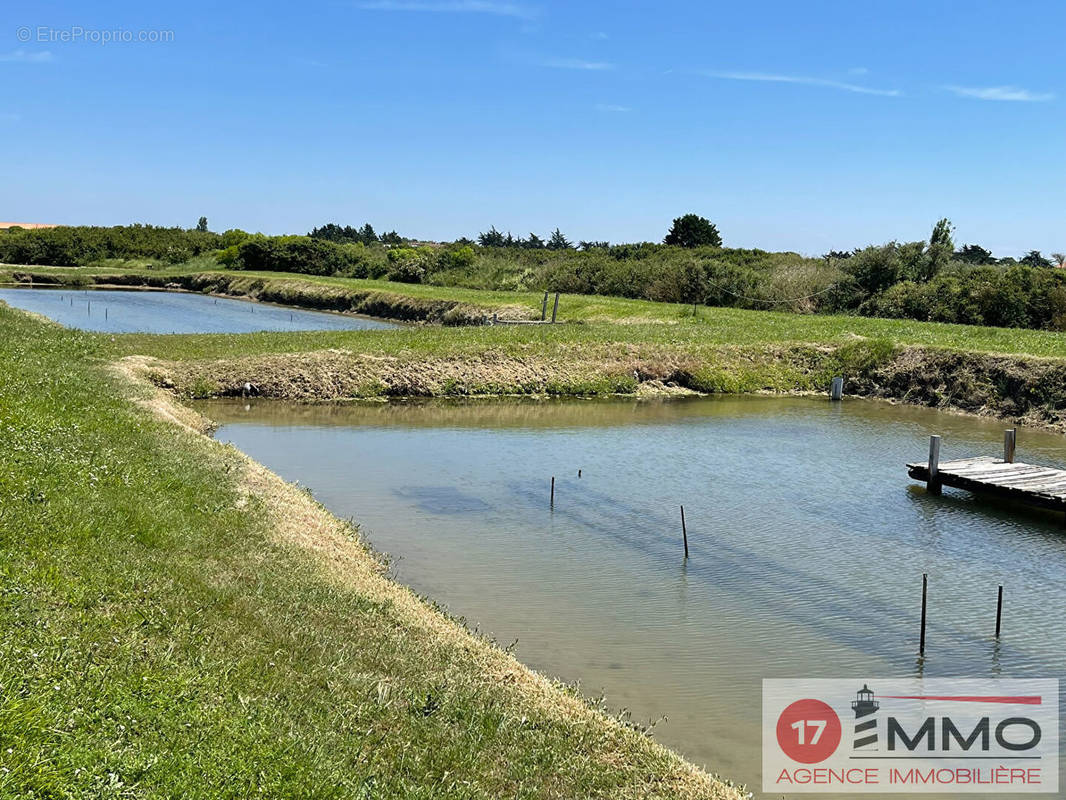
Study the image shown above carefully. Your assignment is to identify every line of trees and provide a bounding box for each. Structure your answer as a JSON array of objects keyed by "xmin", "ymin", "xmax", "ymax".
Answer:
[
  {"xmin": 309, "ymin": 223, "xmax": 403, "ymax": 246},
  {"xmin": 477, "ymin": 227, "xmax": 575, "ymax": 250},
  {"xmin": 476, "ymin": 214, "xmax": 723, "ymax": 251}
]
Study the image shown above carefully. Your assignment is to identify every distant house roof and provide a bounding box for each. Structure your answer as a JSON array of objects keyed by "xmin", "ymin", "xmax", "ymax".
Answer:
[{"xmin": 0, "ymin": 223, "xmax": 61, "ymax": 230}]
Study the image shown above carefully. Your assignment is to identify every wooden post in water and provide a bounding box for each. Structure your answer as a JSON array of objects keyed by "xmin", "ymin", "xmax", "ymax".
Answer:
[
  {"xmin": 830, "ymin": 376, "xmax": 844, "ymax": 401},
  {"xmin": 680, "ymin": 505, "xmax": 689, "ymax": 559},
  {"xmin": 550, "ymin": 476, "xmax": 555, "ymax": 508},
  {"xmin": 577, "ymin": 469, "xmax": 581, "ymax": 478},
  {"xmin": 551, "ymin": 293, "xmax": 560, "ymax": 324},
  {"xmin": 995, "ymin": 585, "xmax": 1003, "ymax": 638},
  {"xmin": 1004, "ymin": 429, "xmax": 1016, "ymax": 464},
  {"xmin": 927, "ymin": 435, "xmax": 942, "ymax": 495},
  {"xmin": 919, "ymin": 572, "xmax": 928, "ymax": 656},
  {"xmin": 541, "ymin": 291, "xmax": 549, "ymax": 321},
  {"xmin": 105, "ymin": 307, "xmax": 108, "ymax": 320}
]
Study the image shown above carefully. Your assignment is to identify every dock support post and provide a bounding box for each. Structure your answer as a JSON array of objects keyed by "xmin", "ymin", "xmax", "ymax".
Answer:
[
  {"xmin": 550, "ymin": 476, "xmax": 555, "ymax": 508},
  {"xmin": 551, "ymin": 293, "xmax": 560, "ymax": 324},
  {"xmin": 927, "ymin": 435, "xmax": 942, "ymax": 495},
  {"xmin": 1004, "ymin": 429, "xmax": 1016, "ymax": 464},
  {"xmin": 681, "ymin": 505, "xmax": 689, "ymax": 559},
  {"xmin": 830, "ymin": 376, "xmax": 844, "ymax": 401},
  {"xmin": 541, "ymin": 291, "xmax": 549, "ymax": 321},
  {"xmin": 995, "ymin": 585, "xmax": 1003, "ymax": 638},
  {"xmin": 919, "ymin": 573, "xmax": 928, "ymax": 656}
]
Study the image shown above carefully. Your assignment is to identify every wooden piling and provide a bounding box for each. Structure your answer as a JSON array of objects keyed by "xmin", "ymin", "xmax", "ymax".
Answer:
[
  {"xmin": 995, "ymin": 585, "xmax": 1003, "ymax": 638},
  {"xmin": 681, "ymin": 505, "xmax": 689, "ymax": 559},
  {"xmin": 551, "ymin": 293, "xmax": 559, "ymax": 324},
  {"xmin": 919, "ymin": 572, "xmax": 928, "ymax": 656},
  {"xmin": 577, "ymin": 469, "xmax": 581, "ymax": 478},
  {"xmin": 830, "ymin": 376, "xmax": 844, "ymax": 401},
  {"xmin": 1004, "ymin": 429, "xmax": 1016, "ymax": 464},
  {"xmin": 541, "ymin": 291, "xmax": 549, "ymax": 321},
  {"xmin": 550, "ymin": 476, "xmax": 555, "ymax": 507},
  {"xmin": 927, "ymin": 435, "xmax": 942, "ymax": 495}
]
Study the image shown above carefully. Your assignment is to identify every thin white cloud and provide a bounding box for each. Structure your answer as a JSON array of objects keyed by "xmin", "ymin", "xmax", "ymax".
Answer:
[
  {"xmin": 542, "ymin": 57, "xmax": 613, "ymax": 71},
  {"xmin": 595, "ymin": 103, "xmax": 630, "ymax": 112},
  {"xmin": 0, "ymin": 49, "xmax": 54, "ymax": 63},
  {"xmin": 591, "ymin": 31, "xmax": 609, "ymax": 40},
  {"xmin": 355, "ymin": 1, "xmax": 537, "ymax": 19},
  {"xmin": 944, "ymin": 85, "xmax": 1054, "ymax": 102},
  {"xmin": 704, "ymin": 70, "xmax": 900, "ymax": 97}
]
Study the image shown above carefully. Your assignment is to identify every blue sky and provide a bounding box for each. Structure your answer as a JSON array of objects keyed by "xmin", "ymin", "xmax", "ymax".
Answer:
[{"xmin": 3, "ymin": 0, "xmax": 1063, "ymax": 255}]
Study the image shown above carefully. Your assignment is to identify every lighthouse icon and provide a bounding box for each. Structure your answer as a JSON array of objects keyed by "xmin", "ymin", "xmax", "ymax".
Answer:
[{"xmin": 851, "ymin": 684, "xmax": 879, "ymax": 750}]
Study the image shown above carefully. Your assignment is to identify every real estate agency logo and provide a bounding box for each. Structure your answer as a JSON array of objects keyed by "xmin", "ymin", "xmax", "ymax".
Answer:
[{"xmin": 762, "ymin": 679, "xmax": 1059, "ymax": 794}]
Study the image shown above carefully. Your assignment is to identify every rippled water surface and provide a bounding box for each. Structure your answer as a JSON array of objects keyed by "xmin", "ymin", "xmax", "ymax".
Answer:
[
  {"xmin": 198, "ymin": 395, "xmax": 1066, "ymax": 797},
  {"xmin": 0, "ymin": 287, "xmax": 397, "ymax": 333}
]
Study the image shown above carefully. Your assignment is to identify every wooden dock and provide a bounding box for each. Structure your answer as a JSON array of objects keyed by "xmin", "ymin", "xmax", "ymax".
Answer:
[{"xmin": 908, "ymin": 429, "xmax": 1066, "ymax": 514}]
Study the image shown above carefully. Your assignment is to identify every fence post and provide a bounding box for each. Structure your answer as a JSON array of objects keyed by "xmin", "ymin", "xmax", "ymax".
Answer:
[
  {"xmin": 919, "ymin": 573, "xmax": 928, "ymax": 656},
  {"xmin": 551, "ymin": 293, "xmax": 560, "ymax": 324},
  {"xmin": 541, "ymin": 291, "xmax": 549, "ymax": 321},
  {"xmin": 927, "ymin": 435, "xmax": 942, "ymax": 495},
  {"xmin": 1003, "ymin": 429, "xmax": 1016, "ymax": 464},
  {"xmin": 830, "ymin": 376, "xmax": 844, "ymax": 401}
]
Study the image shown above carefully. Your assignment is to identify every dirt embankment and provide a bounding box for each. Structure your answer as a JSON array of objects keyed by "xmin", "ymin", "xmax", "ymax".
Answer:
[
  {"xmin": 6, "ymin": 270, "xmax": 531, "ymax": 326},
  {"xmin": 146, "ymin": 342, "xmax": 1066, "ymax": 432}
]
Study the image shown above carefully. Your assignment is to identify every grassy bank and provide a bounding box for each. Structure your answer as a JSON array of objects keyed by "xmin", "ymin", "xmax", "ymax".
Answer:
[
  {"xmin": 0, "ymin": 305, "xmax": 744, "ymax": 798},
  {"xmin": 7, "ymin": 264, "xmax": 1066, "ymax": 356}
]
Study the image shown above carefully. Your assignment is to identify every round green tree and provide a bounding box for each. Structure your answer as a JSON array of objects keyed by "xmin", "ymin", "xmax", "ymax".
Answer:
[{"xmin": 664, "ymin": 214, "xmax": 722, "ymax": 248}]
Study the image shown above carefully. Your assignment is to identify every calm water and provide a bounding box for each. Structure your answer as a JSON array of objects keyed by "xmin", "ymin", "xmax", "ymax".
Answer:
[
  {"xmin": 0, "ymin": 287, "xmax": 397, "ymax": 333},
  {"xmin": 198, "ymin": 396, "xmax": 1066, "ymax": 797}
]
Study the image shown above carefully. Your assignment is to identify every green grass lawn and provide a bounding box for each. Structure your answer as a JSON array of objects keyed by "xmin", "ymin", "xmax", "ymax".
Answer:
[{"xmin": 0, "ymin": 305, "xmax": 740, "ymax": 799}]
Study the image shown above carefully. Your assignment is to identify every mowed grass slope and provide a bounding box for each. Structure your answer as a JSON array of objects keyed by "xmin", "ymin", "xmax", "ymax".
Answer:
[{"xmin": 0, "ymin": 306, "xmax": 741, "ymax": 799}]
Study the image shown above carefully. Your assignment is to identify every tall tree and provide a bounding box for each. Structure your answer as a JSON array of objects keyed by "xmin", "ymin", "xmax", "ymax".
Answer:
[
  {"xmin": 196, "ymin": 216, "xmax": 209, "ymax": 232},
  {"xmin": 954, "ymin": 243, "xmax": 995, "ymax": 265},
  {"xmin": 664, "ymin": 214, "xmax": 722, "ymax": 248},
  {"xmin": 923, "ymin": 217, "xmax": 954, "ymax": 280},
  {"xmin": 478, "ymin": 226, "xmax": 505, "ymax": 247},
  {"xmin": 524, "ymin": 232, "xmax": 545, "ymax": 249},
  {"xmin": 359, "ymin": 223, "xmax": 378, "ymax": 244},
  {"xmin": 1020, "ymin": 250, "xmax": 1052, "ymax": 268},
  {"xmin": 1052, "ymin": 252, "xmax": 1066, "ymax": 269},
  {"xmin": 547, "ymin": 228, "xmax": 573, "ymax": 250}
]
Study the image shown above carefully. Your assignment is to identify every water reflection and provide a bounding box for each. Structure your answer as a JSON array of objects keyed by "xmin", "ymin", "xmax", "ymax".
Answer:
[
  {"xmin": 198, "ymin": 395, "xmax": 1066, "ymax": 798},
  {"xmin": 0, "ymin": 287, "xmax": 398, "ymax": 333}
]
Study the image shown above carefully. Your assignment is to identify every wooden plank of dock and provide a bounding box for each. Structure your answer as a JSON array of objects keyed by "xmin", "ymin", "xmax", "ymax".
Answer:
[{"xmin": 907, "ymin": 455, "xmax": 1066, "ymax": 512}]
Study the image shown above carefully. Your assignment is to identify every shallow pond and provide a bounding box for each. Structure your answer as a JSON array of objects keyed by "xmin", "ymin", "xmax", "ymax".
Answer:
[
  {"xmin": 197, "ymin": 395, "xmax": 1066, "ymax": 797},
  {"xmin": 0, "ymin": 287, "xmax": 397, "ymax": 333}
]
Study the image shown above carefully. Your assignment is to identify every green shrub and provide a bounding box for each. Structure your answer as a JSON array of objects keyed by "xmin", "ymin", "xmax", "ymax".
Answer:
[{"xmin": 0, "ymin": 225, "xmax": 222, "ymax": 266}]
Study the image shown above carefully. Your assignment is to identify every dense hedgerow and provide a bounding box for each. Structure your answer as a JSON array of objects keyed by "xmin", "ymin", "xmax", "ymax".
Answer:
[{"xmin": 0, "ymin": 224, "xmax": 223, "ymax": 266}]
